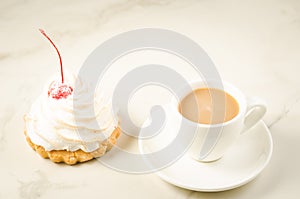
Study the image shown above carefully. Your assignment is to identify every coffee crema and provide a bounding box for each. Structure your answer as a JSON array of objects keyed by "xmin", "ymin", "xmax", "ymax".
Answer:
[{"xmin": 178, "ymin": 88, "xmax": 239, "ymax": 124}]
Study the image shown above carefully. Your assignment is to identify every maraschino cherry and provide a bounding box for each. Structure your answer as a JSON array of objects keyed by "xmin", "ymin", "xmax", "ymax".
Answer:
[{"xmin": 39, "ymin": 29, "xmax": 73, "ymax": 100}]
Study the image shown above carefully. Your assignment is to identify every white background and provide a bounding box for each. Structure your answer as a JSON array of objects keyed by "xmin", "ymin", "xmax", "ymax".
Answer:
[{"xmin": 0, "ymin": 0, "xmax": 299, "ymax": 198}]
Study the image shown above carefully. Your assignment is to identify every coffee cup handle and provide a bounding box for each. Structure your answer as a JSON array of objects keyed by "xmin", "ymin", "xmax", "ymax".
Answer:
[{"xmin": 242, "ymin": 97, "xmax": 267, "ymax": 133}]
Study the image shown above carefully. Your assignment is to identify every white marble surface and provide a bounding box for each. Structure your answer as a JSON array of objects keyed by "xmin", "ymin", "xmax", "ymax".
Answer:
[{"xmin": 1, "ymin": 0, "xmax": 300, "ymax": 198}]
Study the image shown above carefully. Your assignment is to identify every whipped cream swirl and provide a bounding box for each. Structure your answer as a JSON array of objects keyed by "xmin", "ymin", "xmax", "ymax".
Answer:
[{"xmin": 25, "ymin": 73, "xmax": 118, "ymax": 152}]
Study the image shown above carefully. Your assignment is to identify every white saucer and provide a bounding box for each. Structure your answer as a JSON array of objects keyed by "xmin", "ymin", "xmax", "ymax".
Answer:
[{"xmin": 139, "ymin": 120, "xmax": 273, "ymax": 192}]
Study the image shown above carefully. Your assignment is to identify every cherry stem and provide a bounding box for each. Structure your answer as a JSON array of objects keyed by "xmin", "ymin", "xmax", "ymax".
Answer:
[{"xmin": 39, "ymin": 29, "xmax": 64, "ymax": 84}]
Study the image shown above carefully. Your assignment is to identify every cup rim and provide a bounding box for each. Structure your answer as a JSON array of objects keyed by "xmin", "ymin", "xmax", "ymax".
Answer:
[{"xmin": 171, "ymin": 80, "xmax": 247, "ymax": 127}]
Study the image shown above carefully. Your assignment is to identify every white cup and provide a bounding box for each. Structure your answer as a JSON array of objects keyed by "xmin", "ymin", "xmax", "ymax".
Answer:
[{"xmin": 169, "ymin": 80, "xmax": 267, "ymax": 162}]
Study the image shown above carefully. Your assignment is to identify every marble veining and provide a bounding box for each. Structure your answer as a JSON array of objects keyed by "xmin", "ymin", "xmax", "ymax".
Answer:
[
  {"xmin": 18, "ymin": 171, "xmax": 53, "ymax": 199},
  {"xmin": 0, "ymin": 0, "xmax": 177, "ymax": 61},
  {"xmin": 0, "ymin": 106, "xmax": 16, "ymax": 151},
  {"xmin": 17, "ymin": 170, "xmax": 76, "ymax": 199},
  {"xmin": 1, "ymin": 0, "xmax": 300, "ymax": 198},
  {"xmin": 268, "ymin": 96, "xmax": 300, "ymax": 129}
]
